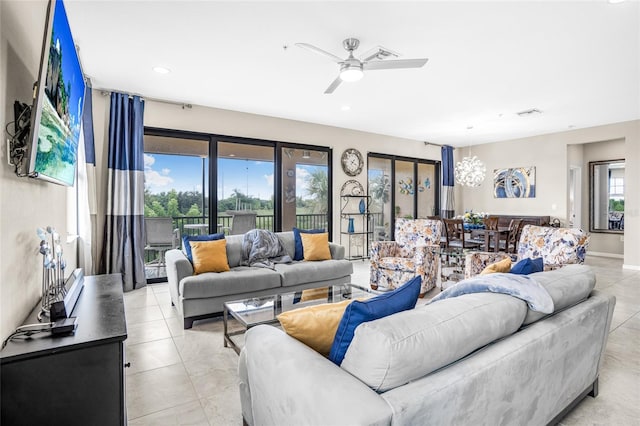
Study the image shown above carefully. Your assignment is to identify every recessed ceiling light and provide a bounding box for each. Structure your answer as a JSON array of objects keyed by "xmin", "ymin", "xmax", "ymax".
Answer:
[
  {"xmin": 152, "ymin": 66, "xmax": 171, "ymax": 74},
  {"xmin": 341, "ymin": 105, "xmax": 351, "ymax": 111}
]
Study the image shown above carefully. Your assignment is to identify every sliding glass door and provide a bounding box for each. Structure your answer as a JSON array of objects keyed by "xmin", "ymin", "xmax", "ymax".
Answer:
[
  {"xmin": 143, "ymin": 131, "xmax": 210, "ymax": 282},
  {"xmin": 368, "ymin": 153, "xmax": 440, "ymax": 241},
  {"xmin": 144, "ymin": 127, "xmax": 334, "ymax": 280},
  {"xmin": 217, "ymin": 141, "xmax": 275, "ymax": 233},
  {"xmin": 280, "ymin": 146, "xmax": 330, "ymax": 232}
]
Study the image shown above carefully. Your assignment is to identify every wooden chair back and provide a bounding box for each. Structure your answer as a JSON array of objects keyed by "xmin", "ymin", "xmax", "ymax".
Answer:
[{"xmin": 483, "ymin": 216, "xmax": 499, "ymax": 230}]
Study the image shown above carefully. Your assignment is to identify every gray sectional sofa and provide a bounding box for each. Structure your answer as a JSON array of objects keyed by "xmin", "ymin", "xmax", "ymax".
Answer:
[
  {"xmin": 239, "ymin": 265, "xmax": 616, "ymax": 425},
  {"xmin": 165, "ymin": 231, "xmax": 353, "ymax": 328}
]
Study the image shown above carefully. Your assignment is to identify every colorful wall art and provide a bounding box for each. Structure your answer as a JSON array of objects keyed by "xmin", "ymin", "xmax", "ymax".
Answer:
[{"xmin": 493, "ymin": 167, "xmax": 536, "ymax": 198}]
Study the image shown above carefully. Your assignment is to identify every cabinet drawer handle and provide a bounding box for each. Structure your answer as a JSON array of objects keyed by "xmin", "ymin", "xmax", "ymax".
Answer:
[{"xmin": 124, "ymin": 362, "xmax": 131, "ymax": 368}]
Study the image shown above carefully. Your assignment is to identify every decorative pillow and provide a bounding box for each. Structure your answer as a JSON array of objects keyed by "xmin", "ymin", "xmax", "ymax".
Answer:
[
  {"xmin": 189, "ymin": 239, "xmax": 230, "ymax": 274},
  {"xmin": 329, "ymin": 275, "xmax": 421, "ymax": 365},
  {"xmin": 277, "ymin": 299, "xmax": 353, "ymax": 356},
  {"xmin": 292, "ymin": 227, "xmax": 324, "ymax": 261},
  {"xmin": 300, "ymin": 232, "xmax": 331, "ymax": 261},
  {"xmin": 480, "ymin": 257, "xmax": 512, "ymax": 275},
  {"xmin": 511, "ymin": 257, "xmax": 544, "ymax": 275},
  {"xmin": 182, "ymin": 233, "xmax": 225, "ymax": 262}
]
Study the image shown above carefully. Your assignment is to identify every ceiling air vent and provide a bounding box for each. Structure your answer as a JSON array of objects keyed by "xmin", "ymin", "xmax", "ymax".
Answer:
[{"xmin": 516, "ymin": 108, "xmax": 542, "ymax": 116}]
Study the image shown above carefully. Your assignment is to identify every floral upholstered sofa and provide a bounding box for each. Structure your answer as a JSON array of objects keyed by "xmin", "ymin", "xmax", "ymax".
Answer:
[
  {"xmin": 465, "ymin": 225, "xmax": 590, "ymax": 278},
  {"xmin": 370, "ymin": 218, "xmax": 442, "ymax": 296}
]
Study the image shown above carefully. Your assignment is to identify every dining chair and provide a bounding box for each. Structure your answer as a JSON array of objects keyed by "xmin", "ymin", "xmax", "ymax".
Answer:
[
  {"xmin": 501, "ymin": 219, "xmax": 525, "ymax": 253},
  {"xmin": 443, "ymin": 218, "xmax": 481, "ymax": 249},
  {"xmin": 483, "ymin": 216, "xmax": 499, "ymax": 230}
]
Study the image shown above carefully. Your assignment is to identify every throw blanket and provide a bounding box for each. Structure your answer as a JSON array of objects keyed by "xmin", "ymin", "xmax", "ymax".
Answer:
[
  {"xmin": 241, "ymin": 229, "xmax": 292, "ymax": 270},
  {"xmin": 429, "ymin": 273, "xmax": 554, "ymax": 313}
]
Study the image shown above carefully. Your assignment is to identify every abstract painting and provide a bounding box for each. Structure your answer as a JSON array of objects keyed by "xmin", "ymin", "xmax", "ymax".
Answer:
[{"xmin": 493, "ymin": 167, "xmax": 536, "ymax": 198}]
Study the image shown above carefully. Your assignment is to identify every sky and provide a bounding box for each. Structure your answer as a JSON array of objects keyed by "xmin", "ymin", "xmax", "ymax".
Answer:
[{"xmin": 144, "ymin": 153, "xmax": 324, "ymax": 200}]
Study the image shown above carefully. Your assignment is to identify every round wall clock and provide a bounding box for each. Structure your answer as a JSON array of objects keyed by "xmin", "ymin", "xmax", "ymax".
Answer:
[{"xmin": 341, "ymin": 148, "xmax": 364, "ymax": 176}]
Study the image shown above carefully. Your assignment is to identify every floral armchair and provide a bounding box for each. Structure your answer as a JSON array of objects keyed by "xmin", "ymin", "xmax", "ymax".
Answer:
[
  {"xmin": 465, "ymin": 225, "xmax": 590, "ymax": 278},
  {"xmin": 370, "ymin": 218, "xmax": 442, "ymax": 296}
]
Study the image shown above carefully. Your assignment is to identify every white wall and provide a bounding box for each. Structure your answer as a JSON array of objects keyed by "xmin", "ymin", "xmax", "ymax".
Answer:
[
  {"xmin": 0, "ymin": 0, "xmax": 77, "ymax": 341},
  {"xmin": 456, "ymin": 121, "xmax": 639, "ymax": 267}
]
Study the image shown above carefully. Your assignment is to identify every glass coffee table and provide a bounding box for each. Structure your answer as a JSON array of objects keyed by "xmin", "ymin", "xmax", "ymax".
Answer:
[
  {"xmin": 223, "ymin": 283, "xmax": 379, "ymax": 354},
  {"xmin": 429, "ymin": 247, "xmax": 474, "ymax": 291}
]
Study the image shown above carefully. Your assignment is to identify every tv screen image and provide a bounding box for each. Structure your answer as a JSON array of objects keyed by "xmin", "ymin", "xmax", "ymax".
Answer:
[{"xmin": 28, "ymin": 0, "xmax": 85, "ymax": 187}]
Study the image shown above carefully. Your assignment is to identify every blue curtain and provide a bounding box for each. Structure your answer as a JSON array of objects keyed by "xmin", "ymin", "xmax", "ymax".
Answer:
[
  {"xmin": 101, "ymin": 92, "xmax": 146, "ymax": 291},
  {"xmin": 441, "ymin": 145, "xmax": 455, "ymax": 218}
]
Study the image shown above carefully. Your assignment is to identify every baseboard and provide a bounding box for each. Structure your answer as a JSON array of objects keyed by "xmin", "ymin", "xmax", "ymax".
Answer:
[
  {"xmin": 622, "ymin": 264, "xmax": 640, "ymax": 271},
  {"xmin": 587, "ymin": 252, "xmax": 624, "ymax": 259}
]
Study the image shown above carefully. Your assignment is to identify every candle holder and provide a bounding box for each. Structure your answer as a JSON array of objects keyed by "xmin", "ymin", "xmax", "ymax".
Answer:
[{"xmin": 36, "ymin": 226, "xmax": 67, "ymax": 321}]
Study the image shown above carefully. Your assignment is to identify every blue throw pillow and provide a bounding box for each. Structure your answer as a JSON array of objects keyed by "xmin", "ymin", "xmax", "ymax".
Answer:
[
  {"xmin": 292, "ymin": 227, "xmax": 324, "ymax": 261},
  {"xmin": 329, "ymin": 275, "xmax": 421, "ymax": 365},
  {"xmin": 510, "ymin": 257, "xmax": 544, "ymax": 275},
  {"xmin": 182, "ymin": 233, "xmax": 225, "ymax": 262}
]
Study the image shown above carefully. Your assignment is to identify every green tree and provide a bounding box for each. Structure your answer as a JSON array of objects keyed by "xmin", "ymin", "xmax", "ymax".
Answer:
[
  {"xmin": 151, "ymin": 201, "xmax": 167, "ymax": 217},
  {"xmin": 167, "ymin": 196, "xmax": 180, "ymax": 218},
  {"xmin": 144, "ymin": 204, "xmax": 157, "ymax": 217},
  {"xmin": 305, "ymin": 169, "xmax": 328, "ymax": 214},
  {"xmin": 186, "ymin": 203, "xmax": 201, "ymax": 217}
]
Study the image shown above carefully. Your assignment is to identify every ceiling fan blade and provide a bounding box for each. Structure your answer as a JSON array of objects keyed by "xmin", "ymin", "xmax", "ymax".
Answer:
[
  {"xmin": 358, "ymin": 45, "xmax": 400, "ymax": 62},
  {"xmin": 364, "ymin": 58, "xmax": 429, "ymax": 70},
  {"xmin": 295, "ymin": 43, "xmax": 343, "ymax": 63},
  {"xmin": 324, "ymin": 76, "xmax": 343, "ymax": 94}
]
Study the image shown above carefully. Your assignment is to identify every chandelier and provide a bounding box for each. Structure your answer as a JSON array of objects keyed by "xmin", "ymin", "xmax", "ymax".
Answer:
[{"xmin": 455, "ymin": 155, "xmax": 486, "ymax": 187}]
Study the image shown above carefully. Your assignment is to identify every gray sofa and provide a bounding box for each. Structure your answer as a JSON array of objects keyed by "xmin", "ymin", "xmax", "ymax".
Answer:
[
  {"xmin": 239, "ymin": 265, "xmax": 616, "ymax": 425},
  {"xmin": 166, "ymin": 231, "xmax": 353, "ymax": 328}
]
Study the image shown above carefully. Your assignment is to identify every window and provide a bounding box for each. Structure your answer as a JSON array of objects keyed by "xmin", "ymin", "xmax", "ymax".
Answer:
[{"xmin": 609, "ymin": 177, "xmax": 624, "ymax": 197}]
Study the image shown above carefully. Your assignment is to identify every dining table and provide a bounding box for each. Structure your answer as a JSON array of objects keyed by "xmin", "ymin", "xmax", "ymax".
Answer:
[{"xmin": 475, "ymin": 227, "xmax": 510, "ymax": 252}]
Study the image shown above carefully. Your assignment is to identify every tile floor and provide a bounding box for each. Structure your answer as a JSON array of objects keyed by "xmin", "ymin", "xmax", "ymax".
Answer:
[{"xmin": 123, "ymin": 256, "xmax": 640, "ymax": 425}]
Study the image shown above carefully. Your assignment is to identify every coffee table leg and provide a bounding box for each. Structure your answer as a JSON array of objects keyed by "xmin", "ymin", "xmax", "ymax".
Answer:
[{"xmin": 223, "ymin": 305, "xmax": 229, "ymax": 348}]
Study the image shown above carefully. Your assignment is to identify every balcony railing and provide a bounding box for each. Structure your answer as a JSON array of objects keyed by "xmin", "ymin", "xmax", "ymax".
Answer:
[{"xmin": 171, "ymin": 213, "xmax": 329, "ymax": 237}]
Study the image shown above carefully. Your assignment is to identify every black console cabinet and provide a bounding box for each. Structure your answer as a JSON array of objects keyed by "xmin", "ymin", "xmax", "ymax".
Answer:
[{"xmin": 1, "ymin": 274, "xmax": 127, "ymax": 425}]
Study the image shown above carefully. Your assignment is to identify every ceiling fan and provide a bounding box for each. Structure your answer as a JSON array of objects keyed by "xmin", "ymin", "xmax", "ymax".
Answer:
[{"xmin": 295, "ymin": 38, "xmax": 428, "ymax": 94}]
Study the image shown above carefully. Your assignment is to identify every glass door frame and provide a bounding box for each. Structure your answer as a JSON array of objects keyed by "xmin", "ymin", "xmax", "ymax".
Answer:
[
  {"xmin": 367, "ymin": 152, "xmax": 441, "ymax": 241},
  {"xmin": 145, "ymin": 127, "xmax": 333, "ymax": 238},
  {"xmin": 278, "ymin": 142, "xmax": 333, "ymax": 237},
  {"xmin": 144, "ymin": 127, "xmax": 212, "ymax": 283}
]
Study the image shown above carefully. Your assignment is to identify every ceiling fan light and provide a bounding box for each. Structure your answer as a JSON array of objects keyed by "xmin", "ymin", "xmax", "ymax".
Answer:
[{"xmin": 340, "ymin": 66, "xmax": 363, "ymax": 82}]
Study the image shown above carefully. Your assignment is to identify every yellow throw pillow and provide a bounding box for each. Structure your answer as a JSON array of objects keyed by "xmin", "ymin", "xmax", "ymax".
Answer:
[
  {"xmin": 277, "ymin": 300, "xmax": 352, "ymax": 356},
  {"xmin": 300, "ymin": 232, "xmax": 331, "ymax": 261},
  {"xmin": 190, "ymin": 239, "xmax": 230, "ymax": 274},
  {"xmin": 480, "ymin": 257, "xmax": 512, "ymax": 275}
]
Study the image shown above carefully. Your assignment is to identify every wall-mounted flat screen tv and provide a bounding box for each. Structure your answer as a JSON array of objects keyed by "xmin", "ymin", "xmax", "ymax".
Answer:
[{"xmin": 27, "ymin": 0, "xmax": 85, "ymax": 187}]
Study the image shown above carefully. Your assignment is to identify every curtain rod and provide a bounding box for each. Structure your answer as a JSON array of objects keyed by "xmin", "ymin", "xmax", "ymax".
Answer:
[
  {"xmin": 96, "ymin": 87, "xmax": 193, "ymax": 109},
  {"xmin": 424, "ymin": 141, "xmax": 454, "ymax": 149}
]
